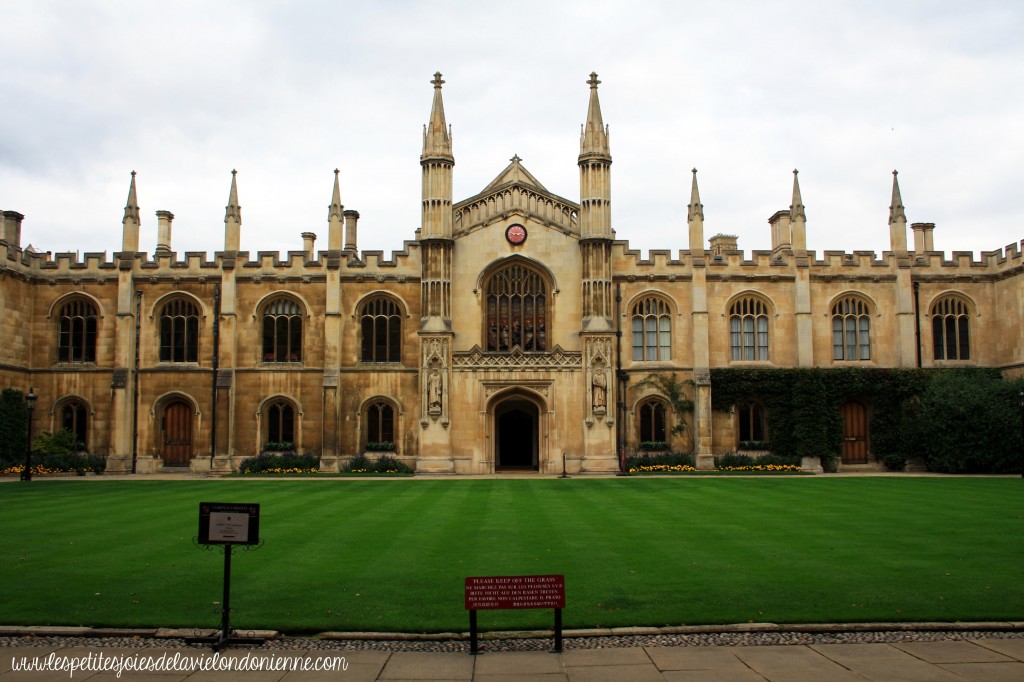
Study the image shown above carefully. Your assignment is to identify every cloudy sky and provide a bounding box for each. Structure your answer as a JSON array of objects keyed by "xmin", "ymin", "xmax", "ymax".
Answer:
[{"xmin": 1, "ymin": 1, "xmax": 1021, "ymax": 260}]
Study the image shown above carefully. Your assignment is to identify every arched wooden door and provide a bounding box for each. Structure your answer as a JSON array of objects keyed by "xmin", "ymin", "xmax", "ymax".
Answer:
[
  {"xmin": 840, "ymin": 400, "xmax": 869, "ymax": 465},
  {"xmin": 163, "ymin": 401, "xmax": 193, "ymax": 466}
]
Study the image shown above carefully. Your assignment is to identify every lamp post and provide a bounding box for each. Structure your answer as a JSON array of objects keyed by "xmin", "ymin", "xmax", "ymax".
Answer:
[{"xmin": 21, "ymin": 387, "xmax": 37, "ymax": 481}]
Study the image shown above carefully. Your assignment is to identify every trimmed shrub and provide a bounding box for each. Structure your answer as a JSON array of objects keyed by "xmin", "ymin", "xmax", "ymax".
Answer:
[
  {"xmin": 0, "ymin": 388, "xmax": 28, "ymax": 466},
  {"xmin": 373, "ymin": 455, "xmax": 412, "ymax": 474},
  {"xmin": 625, "ymin": 452, "xmax": 695, "ymax": 471},
  {"xmin": 238, "ymin": 452, "xmax": 319, "ymax": 474},
  {"xmin": 715, "ymin": 452, "xmax": 801, "ymax": 469}
]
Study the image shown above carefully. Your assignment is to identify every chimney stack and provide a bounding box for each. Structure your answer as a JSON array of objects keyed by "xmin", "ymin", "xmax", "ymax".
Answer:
[
  {"xmin": 911, "ymin": 222, "xmax": 935, "ymax": 254},
  {"xmin": 156, "ymin": 210, "xmax": 174, "ymax": 254},
  {"xmin": 343, "ymin": 210, "xmax": 359, "ymax": 253},
  {"xmin": 302, "ymin": 232, "xmax": 317, "ymax": 261},
  {"xmin": 2, "ymin": 210, "xmax": 24, "ymax": 248}
]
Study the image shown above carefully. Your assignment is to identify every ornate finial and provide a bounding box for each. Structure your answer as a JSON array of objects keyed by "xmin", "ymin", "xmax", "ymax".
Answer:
[
  {"xmin": 334, "ymin": 168, "xmax": 339, "ymax": 176},
  {"xmin": 432, "ymin": 72, "xmax": 444, "ymax": 88},
  {"xmin": 510, "ymin": 154, "xmax": 522, "ymax": 164},
  {"xmin": 692, "ymin": 168, "xmax": 697, "ymax": 175},
  {"xmin": 131, "ymin": 170, "xmax": 136, "ymax": 178},
  {"xmin": 793, "ymin": 168, "xmax": 799, "ymax": 175},
  {"xmin": 587, "ymin": 72, "xmax": 600, "ymax": 89},
  {"xmin": 231, "ymin": 169, "xmax": 237, "ymax": 176}
]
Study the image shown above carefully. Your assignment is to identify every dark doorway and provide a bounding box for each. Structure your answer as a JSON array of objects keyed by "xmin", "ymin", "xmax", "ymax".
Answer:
[
  {"xmin": 496, "ymin": 400, "xmax": 538, "ymax": 470},
  {"xmin": 163, "ymin": 401, "xmax": 193, "ymax": 467},
  {"xmin": 841, "ymin": 400, "xmax": 869, "ymax": 464}
]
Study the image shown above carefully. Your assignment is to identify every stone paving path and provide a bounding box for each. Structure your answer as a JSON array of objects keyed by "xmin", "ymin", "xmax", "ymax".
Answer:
[{"xmin": 4, "ymin": 634, "xmax": 1024, "ymax": 680}]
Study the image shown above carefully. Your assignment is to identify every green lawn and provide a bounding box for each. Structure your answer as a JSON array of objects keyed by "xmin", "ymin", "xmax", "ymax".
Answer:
[{"xmin": 0, "ymin": 477, "xmax": 1021, "ymax": 633}]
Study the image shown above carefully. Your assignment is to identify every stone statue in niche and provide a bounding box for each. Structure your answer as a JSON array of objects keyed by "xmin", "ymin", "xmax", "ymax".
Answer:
[
  {"xmin": 427, "ymin": 368, "xmax": 442, "ymax": 415},
  {"xmin": 592, "ymin": 366, "xmax": 607, "ymax": 414}
]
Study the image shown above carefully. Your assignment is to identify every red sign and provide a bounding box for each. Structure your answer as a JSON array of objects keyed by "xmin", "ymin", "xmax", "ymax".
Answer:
[{"xmin": 465, "ymin": 574, "xmax": 565, "ymax": 610}]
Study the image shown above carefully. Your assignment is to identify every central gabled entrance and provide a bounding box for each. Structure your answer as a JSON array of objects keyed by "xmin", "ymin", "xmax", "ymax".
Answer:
[{"xmin": 494, "ymin": 397, "xmax": 540, "ymax": 471}]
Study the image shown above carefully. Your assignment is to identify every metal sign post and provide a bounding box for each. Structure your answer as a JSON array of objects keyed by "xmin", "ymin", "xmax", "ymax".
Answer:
[{"xmin": 187, "ymin": 502, "xmax": 264, "ymax": 651}]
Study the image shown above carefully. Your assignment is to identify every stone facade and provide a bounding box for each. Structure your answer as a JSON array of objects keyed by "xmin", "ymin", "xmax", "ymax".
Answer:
[{"xmin": 1, "ymin": 73, "xmax": 1022, "ymax": 474}]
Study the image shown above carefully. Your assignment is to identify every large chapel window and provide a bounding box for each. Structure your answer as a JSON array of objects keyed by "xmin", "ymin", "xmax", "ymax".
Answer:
[
  {"xmin": 360, "ymin": 297, "xmax": 401, "ymax": 363},
  {"xmin": 931, "ymin": 295, "xmax": 971, "ymax": 360},
  {"xmin": 485, "ymin": 263, "xmax": 547, "ymax": 352},
  {"xmin": 831, "ymin": 295, "xmax": 871, "ymax": 361},
  {"xmin": 631, "ymin": 295, "xmax": 671, "ymax": 361},
  {"xmin": 262, "ymin": 297, "xmax": 303, "ymax": 362},
  {"xmin": 57, "ymin": 299, "xmax": 98, "ymax": 363},
  {"xmin": 159, "ymin": 298, "xmax": 200, "ymax": 363},
  {"xmin": 729, "ymin": 296, "xmax": 770, "ymax": 361}
]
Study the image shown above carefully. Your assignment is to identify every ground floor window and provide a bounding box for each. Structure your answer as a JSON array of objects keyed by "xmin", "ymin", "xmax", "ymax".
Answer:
[
  {"xmin": 738, "ymin": 401, "xmax": 766, "ymax": 444},
  {"xmin": 638, "ymin": 400, "xmax": 667, "ymax": 445},
  {"xmin": 59, "ymin": 399, "xmax": 88, "ymax": 450},
  {"xmin": 366, "ymin": 400, "xmax": 395, "ymax": 448},
  {"xmin": 265, "ymin": 399, "xmax": 295, "ymax": 447}
]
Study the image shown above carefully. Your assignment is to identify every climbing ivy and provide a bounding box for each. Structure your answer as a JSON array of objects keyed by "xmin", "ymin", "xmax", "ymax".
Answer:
[{"xmin": 710, "ymin": 367, "xmax": 1022, "ymax": 472}]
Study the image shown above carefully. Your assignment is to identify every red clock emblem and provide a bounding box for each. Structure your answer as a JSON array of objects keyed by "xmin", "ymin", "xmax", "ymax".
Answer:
[{"xmin": 505, "ymin": 224, "xmax": 527, "ymax": 245}]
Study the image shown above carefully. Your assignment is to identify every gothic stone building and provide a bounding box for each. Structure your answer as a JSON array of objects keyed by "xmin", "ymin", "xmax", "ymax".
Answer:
[{"xmin": 1, "ymin": 73, "xmax": 1022, "ymax": 474}]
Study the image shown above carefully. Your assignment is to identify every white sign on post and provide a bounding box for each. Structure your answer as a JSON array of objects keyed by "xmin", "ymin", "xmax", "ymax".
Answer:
[{"xmin": 208, "ymin": 511, "xmax": 250, "ymax": 543}]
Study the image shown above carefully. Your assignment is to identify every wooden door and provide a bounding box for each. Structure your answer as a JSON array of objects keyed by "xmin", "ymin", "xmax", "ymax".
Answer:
[
  {"xmin": 841, "ymin": 400, "xmax": 869, "ymax": 464},
  {"xmin": 163, "ymin": 402, "xmax": 192, "ymax": 466}
]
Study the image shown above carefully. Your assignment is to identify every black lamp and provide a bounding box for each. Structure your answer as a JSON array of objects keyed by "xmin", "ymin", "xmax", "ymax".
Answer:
[{"xmin": 21, "ymin": 387, "xmax": 37, "ymax": 481}]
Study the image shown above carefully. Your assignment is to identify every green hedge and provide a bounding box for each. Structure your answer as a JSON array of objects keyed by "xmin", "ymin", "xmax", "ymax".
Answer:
[
  {"xmin": 0, "ymin": 388, "xmax": 28, "ymax": 466},
  {"xmin": 238, "ymin": 452, "xmax": 319, "ymax": 474},
  {"xmin": 625, "ymin": 452, "xmax": 695, "ymax": 471},
  {"xmin": 343, "ymin": 454, "xmax": 412, "ymax": 474}
]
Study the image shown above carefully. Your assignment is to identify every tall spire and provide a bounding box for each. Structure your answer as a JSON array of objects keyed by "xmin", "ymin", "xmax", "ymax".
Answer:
[
  {"xmin": 579, "ymin": 72, "xmax": 610, "ymax": 159},
  {"xmin": 121, "ymin": 170, "xmax": 140, "ymax": 252},
  {"xmin": 122, "ymin": 171, "xmax": 139, "ymax": 224},
  {"xmin": 422, "ymin": 72, "xmax": 453, "ymax": 161},
  {"xmin": 889, "ymin": 170, "xmax": 906, "ymax": 224},
  {"xmin": 687, "ymin": 168, "xmax": 704, "ymax": 222},
  {"xmin": 225, "ymin": 169, "xmax": 241, "ymax": 224},
  {"xmin": 328, "ymin": 168, "xmax": 343, "ymax": 220},
  {"xmin": 789, "ymin": 169, "xmax": 806, "ymax": 222},
  {"xmin": 224, "ymin": 169, "xmax": 241, "ymax": 252}
]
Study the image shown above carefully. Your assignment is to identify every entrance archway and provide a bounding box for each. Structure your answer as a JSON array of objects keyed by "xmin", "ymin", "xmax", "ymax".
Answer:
[{"xmin": 495, "ymin": 399, "xmax": 539, "ymax": 470}]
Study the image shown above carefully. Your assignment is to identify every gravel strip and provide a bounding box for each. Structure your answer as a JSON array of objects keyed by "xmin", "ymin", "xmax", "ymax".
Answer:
[{"xmin": 3, "ymin": 629, "xmax": 1024, "ymax": 653}]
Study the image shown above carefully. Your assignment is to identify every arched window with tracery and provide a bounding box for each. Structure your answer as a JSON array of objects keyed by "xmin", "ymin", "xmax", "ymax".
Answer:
[
  {"xmin": 365, "ymin": 399, "xmax": 395, "ymax": 449},
  {"xmin": 832, "ymin": 295, "xmax": 871, "ymax": 361},
  {"xmin": 931, "ymin": 295, "xmax": 970, "ymax": 360},
  {"xmin": 159, "ymin": 298, "xmax": 200, "ymax": 363},
  {"xmin": 57, "ymin": 299, "xmax": 98, "ymax": 363},
  {"xmin": 631, "ymin": 295, "xmax": 671, "ymax": 361},
  {"xmin": 485, "ymin": 262, "xmax": 548, "ymax": 352},
  {"xmin": 262, "ymin": 297, "xmax": 303, "ymax": 362},
  {"xmin": 59, "ymin": 399, "xmax": 89, "ymax": 451},
  {"xmin": 729, "ymin": 296, "xmax": 770, "ymax": 361},
  {"xmin": 264, "ymin": 398, "xmax": 295, "ymax": 447},
  {"xmin": 637, "ymin": 399, "xmax": 667, "ymax": 445},
  {"xmin": 360, "ymin": 297, "xmax": 401, "ymax": 363}
]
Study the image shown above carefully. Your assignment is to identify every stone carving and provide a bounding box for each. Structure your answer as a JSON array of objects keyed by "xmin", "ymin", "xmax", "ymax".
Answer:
[
  {"xmin": 694, "ymin": 367, "xmax": 711, "ymax": 386},
  {"xmin": 427, "ymin": 368, "xmax": 442, "ymax": 415},
  {"xmin": 452, "ymin": 344, "xmax": 582, "ymax": 370},
  {"xmin": 592, "ymin": 367, "xmax": 607, "ymax": 412}
]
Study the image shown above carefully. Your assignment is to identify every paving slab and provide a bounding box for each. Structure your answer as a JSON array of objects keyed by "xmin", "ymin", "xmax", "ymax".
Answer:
[
  {"xmin": 727, "ymin": 644, "xmax": 853, "ymax": 673},
  {"xmin": 645, "ymin": 645, "xmax": 750, "ymax": 671},
  {"xmin": 973, "ymin": 637, "xmax": 1024, "ymax": 661},
  {"xmin": 661, "ymin": 669, "xmax": 769, "ymax": 682},
  {"xmin": 471, "ymin": 650, "xmax": 564, "ymax": 676},
  {"xmin": 893, "ymin": 640, "xmax": 1013, "ymax": 663},
  {"xmin": 810, "ymin": 642, "xmax": 917, "ymax": 662},
  {"xmin": 561, "ymin": 645, "xmax": 651, "ymax": 667},
  {"xmin": 938, "ymin": 661, "xmax": 1024, "ymax": 681},
  {"xmin": 564, "ymin": 662, "xmax": 665, "ymax": 682},
  {"xmin": 379, "ymin": 651, "xmax": 474, "ymax": 680},
  {"xmin": 838, "ymin": 656, "xmax": 969, "ymax": 682}
]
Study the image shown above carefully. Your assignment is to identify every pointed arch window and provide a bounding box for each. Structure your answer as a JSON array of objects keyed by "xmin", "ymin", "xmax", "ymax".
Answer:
[
  {"xmin": 264, "ymin": 399, "xmax": 295, "ymax": 447},
  {"xmin": 57, "ymin": 299, "xmax": 98, "ymax": 363},
  {"xmin": 59, "ymin": 399, "xmax": 89, "ymax": 451},
  {"xmin": 637, "ymin": 399, "xmax": 667, "ymax": 444},
  {"xmin": 366, "ymin": 399, "xmax": 395, "ymax": 448},
  {"xmin": 832, "ymin": 296, "xmax": 871, "ymax": 361},
  {"xmin": 485, "ymin": 262, "xmax": 547, "ymax": 352},
  {"xmin": 931, "ymin": 295, "xmax": 970, "ymax": 360},
  {"xmin": 631, "ymin": 295, "xmax": 671, "ymax": 361},
  {"xmin": 360, "ymin": 297, "xmax": 401, "ymax": 363},
  {"xmin": 159, "ymin": 298, "xmax": 200, "ymax": 363},
  {"xmin": 729, "ymin": 296, "xmax": 770, "ymax": 361},
  {"xmin": 262, "ymin": 297, "xmax": 303, "ymax": 362}
]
